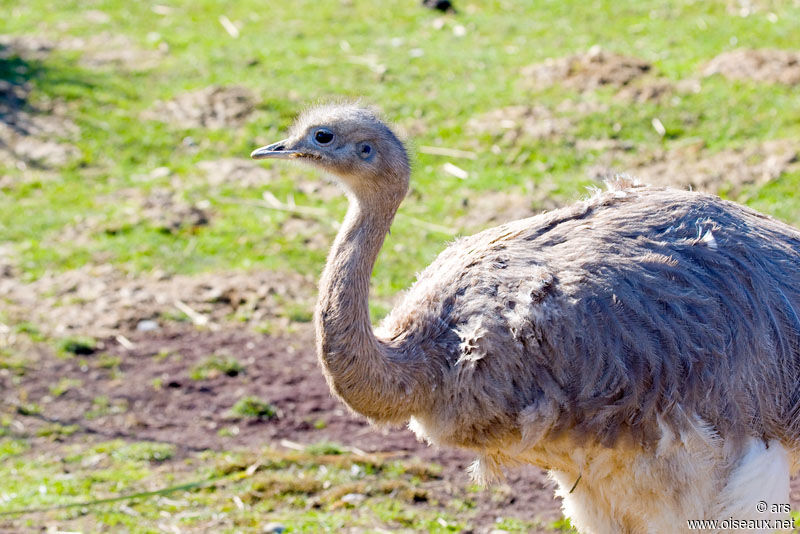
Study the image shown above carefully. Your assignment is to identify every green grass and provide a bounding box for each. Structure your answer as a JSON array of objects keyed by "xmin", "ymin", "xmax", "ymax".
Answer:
[
  {"xmin": 1, "ymin": 0, "xmax": 799, "ymax": 298},
  {"xmin": 189, "ymin": 354, "xmax": 245, "ymax": 380},
  {"xmin": 58, "ymin": 336, "xmax": 97, "ymax": 356},
  {"xmin": 0, "ymin": 438, "xmax": 533, "ymax": 533},
  {"xmin": 49, "ymin": 378, "xmax": 82, "ymax": 397},
  {"xmin": 228, "ymin": 396, "xmax": 277, "ymax": 420},
  {"xmin": 3, "ymin": 0, "xmax": 800, "ymax": 531}
]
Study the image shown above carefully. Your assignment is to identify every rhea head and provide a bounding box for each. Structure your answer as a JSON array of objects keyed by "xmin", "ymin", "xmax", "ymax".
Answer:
[{"xmin": 251, "ymin": 104, "xmax": 410, "ymax": 204}]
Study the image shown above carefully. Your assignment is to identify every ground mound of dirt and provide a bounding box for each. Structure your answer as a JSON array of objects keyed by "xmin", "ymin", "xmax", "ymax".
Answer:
[
  {"xmin": 615, "ymin": 78, "xmax": 702, "ymax": 103},
  {"xmin": 468, "ymin": 105, "xmax": 570, "ymax": 144},
  {"xmin": 521, "ymin": 46, "xmax": 651, "ymax": 91},
  {"xmin": 627, "ymin": 139, "xmax": 798, "ymax": 194},
  {"xmin": 0, "ymin": 265, "xmax": 315, "ymax": 337},
  {"xmin": 703, "ymin": 48, "xmax": 800, "ymax": 85},
  {"xmin": 144, "ymin": 86, "xmax": 257, "ymax": 129}
]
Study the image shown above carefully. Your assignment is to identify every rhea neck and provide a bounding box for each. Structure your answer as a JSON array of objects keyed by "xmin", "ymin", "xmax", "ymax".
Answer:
[{"xmin": 315, "ymin": 172, "xmax": 425, "ymax": 423}]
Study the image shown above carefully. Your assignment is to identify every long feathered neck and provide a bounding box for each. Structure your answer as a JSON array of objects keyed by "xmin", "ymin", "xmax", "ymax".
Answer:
[{"xmin": 315, "ymin": 188, "xmax": 428, "ymax": 423}]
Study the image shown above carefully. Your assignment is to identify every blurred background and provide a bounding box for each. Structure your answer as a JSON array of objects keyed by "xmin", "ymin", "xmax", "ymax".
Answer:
[{"xmin": 1, "ymin": 0, "xmax": 799, "ymax": 532}]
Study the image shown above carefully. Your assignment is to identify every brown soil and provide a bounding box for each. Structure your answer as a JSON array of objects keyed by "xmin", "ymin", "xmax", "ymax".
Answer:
[
  {"xmin": 630, "ymin": 139, "xmax": 799, "ymax": 194},
  {"xmin": 521, "ymin": 46, "xmax": 651, "ymax": 91},
  {"xmin": 0, "ymin": 118, "xmax": 79, "ymax": 169},
  {"xmin": 703, "ymin": 48, "xmax": 800, "ymax": 85},
  {"xmin": 0, "ymin": 266, "xmax": 316, "ymax": 337},
  {"xmin": 1, "ymin": 320, "xmax": 562, "ymax": 531},
  {"xmin": 144, "ymin": 86, "xmax": 257, "ymax": 129},
  {"xmin": 468, "ymin": 106, "xmax": 570, "ymax": 145},
  {"xmin": 197, "ymin": 158, "xmax": 280, "ymax": 188},
  {"xmin": 615, "ymin": 78, "xmax": 702, "ymax": 103},
  {"xmin": 5, "ymin": 237, "xmax": 800, "ymax": 531},
  {"xmin": 7, "ymin": 315, "xmax": 798, "ymax": 530},
  {"xmin": 554, "ymin": 96, "xmax": 609, "ymax": 115},
  {"xmin": 582, "ymin": 138, "xmax": 799, "ymax": 196},
  {"xmin": 458, "ymin": 191, "xmax": 541, "ymax": 230}
]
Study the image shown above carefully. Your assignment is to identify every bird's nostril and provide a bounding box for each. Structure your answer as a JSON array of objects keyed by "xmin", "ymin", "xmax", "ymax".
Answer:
[{"xmin": 273, "ymin": 145, "xmax": 286, "ymax": 151}]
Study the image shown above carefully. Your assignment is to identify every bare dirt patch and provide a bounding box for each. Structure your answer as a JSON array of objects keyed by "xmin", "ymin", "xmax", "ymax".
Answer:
[
  {"xmin": 468, "ymin": 105, "xmax": 570, "ymax": 145},
  {"xmin": 0, "ymin": 323, "xmax": 563, "ymax": 531},
  {"xmin": 197, "ymin": 158, "xmax": 280, "ymax": 188},
  {"xmin": 521, "ymin": 46, "xmax": 651, "ymax": 92},
  {"xmin": 458, "ymin": 191, "xmax": 538, "ymax": 230},
  {"xmin": 0, "ymin": 265, "xmax": 316, "ymax": 337},
  {"xmin": 455, "ymin": 180, "xmax": 566, "ymax": 232},
  {"xmin": 583, "ymin": 139, "xmax": 800, "ymax": 196},
  {"xmin": 0, "ymin": 116, "xmax": 79, "ymax": 169},
  {"xmin": 615, "ymin": 77, "xmax": 702, "ymax": 103},
  {"xmin": 702, "ymin": 48, "xmax": 800, "ymax": 85},
  {"xmin": 144, "ymin": 86, "xmax": 257, "ymax": 129},
  {"xmin": 554, "ymin": 95, "xmax": 609, "ymax": 115},
  {"xmin": 628, "ymin": 139, "xmax": 799, "ymax": 194}
]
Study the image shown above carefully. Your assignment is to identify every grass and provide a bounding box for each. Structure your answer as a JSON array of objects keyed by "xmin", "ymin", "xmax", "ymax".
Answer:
[
  {"xmin": 84, "ymin": 395, "xmax": 128, "ymax": 420},
  {"xmin": 0, "ymin": 437, "xmax": 537, "ymax": 532},
  {"xmin": 58, "ymin": 336, "xmax": 97, "ymax": 356},
  {"xmin": 189, "ymin": 354, "xmax": 245, "ymax": 380},
  {"xmin": 1, "ymin": 0, "xmax": 799, "ymax": 297},
  {"xmin": 229, "ymin": 396, "xmax": 278, "ymax": 420},
  {"xmin": 2, "ymin": 0, "xmax": 800, "ymax": 531},
  {"xmin": 48, "ymin": 378, "xmax": 82, "ymax": 397}
]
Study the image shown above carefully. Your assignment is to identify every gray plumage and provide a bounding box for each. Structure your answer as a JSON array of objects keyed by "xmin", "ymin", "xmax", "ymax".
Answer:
[
  {"xmin": 383, "ymin": 183, "xmax": 800, "ymax": 451},
  {"xmin": 251, "ymin": 103, "xmax": 800, "ymax": 533}
]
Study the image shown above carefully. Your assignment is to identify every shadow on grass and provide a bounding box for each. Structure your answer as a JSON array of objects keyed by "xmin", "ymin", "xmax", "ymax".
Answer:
[
  {"xmin": 0, "ymin": 39, "xmax": 99, "ymax": 169},
  {"xmin": 1, "ymin": 42, "xmax": 47, "ymax": 128}
]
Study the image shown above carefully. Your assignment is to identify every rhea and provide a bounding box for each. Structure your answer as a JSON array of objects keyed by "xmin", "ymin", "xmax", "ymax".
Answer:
[{"xmin": 251, "ymin": 104, "xmax": 800, "ymax": 533}]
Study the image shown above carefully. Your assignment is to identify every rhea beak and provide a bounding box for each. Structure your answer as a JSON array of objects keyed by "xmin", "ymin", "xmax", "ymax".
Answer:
[{"xmin": 250, "ymin": 139, "xmax": 298, "ymax": 160}]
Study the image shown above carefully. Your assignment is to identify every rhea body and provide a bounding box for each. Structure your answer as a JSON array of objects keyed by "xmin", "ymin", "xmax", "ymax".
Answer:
[{"xmin": 251, "ymin": 104, "xmax": 800, "ymax": 533}]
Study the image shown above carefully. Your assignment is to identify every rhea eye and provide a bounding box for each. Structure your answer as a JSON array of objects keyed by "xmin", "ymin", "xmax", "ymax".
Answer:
[
  {"xmin": 314, "ymin": 128, "xmax": 334, "ymax": 145},
  {"xmin": 358, "ymin": 143, "xmax": 372, "ymax": 159}
]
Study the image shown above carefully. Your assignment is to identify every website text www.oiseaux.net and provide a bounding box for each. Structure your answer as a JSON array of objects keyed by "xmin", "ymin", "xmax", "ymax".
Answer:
[{"xmin": 687, "ymin": 518, "xmax": 795, "ymax": 530}]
